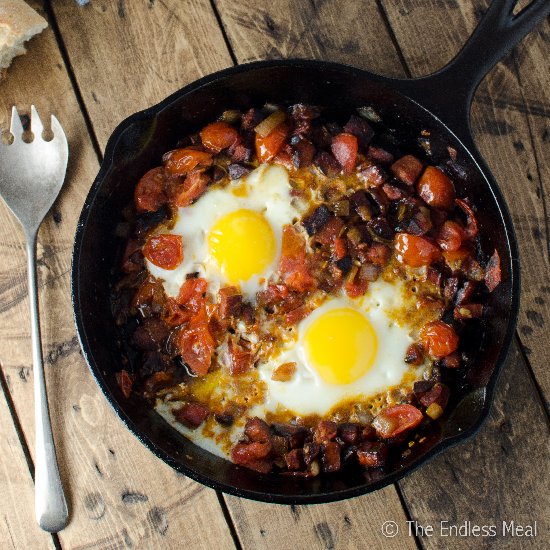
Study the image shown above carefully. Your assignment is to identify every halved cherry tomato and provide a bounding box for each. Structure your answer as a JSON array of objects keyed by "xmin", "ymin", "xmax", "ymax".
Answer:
[
  {"xmin": 143, "ymin": 234, "xmax": 183, "ymax": 270},
  {"xmin": 255, "ymin": 122, "xmax": 290, "ymax": 163},
  {"xmin": 178, "ymin": 307, "xmax": 215, "ymax": 376},
  {"xmin": 417, "ymin": 166, "xmax": 455, "ymax": 209},
  {"xmin": 437, "ymin": 220, "xmax": 465, "ymax": 252},
  {"xmin": 331, "ymin": 133, "xmax": 358, "ymax": 175},
  {"xmin": 200, "ymin": 121, "xmax": 239, "ymax": 153},
  {"xmin": 134, "ymin": 167, "xmax": 166, "ymax": 213},
  {"xmin": 372, "ymin": 404, "xmax": 423, "ymax": 439},
  {"xmin": 173, "ymin": 170, "xmax": 210, "ymax": 207},
  {"xmin": 394, "ymin": 233, "xmax": 441, "ymax": 267},
  {"xmin": 164, "ymin": 148, "xmax": 213, "ymax": 176},
  {"xmin": 420, "ymin": 320, "xmax": 459, "ymax": 359},
  {"xmin": 177, "ymin": 277, "xmax": 207, "ymax": 311},
  {"xmin": 279, "ymin": 225, "xmax": 315, "ymax": 292}
]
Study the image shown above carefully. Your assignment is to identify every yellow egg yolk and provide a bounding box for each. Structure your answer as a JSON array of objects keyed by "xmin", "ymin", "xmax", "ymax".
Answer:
[
  {"xmin": 208, "ymin": 209, "xmax": 276, "ymax": 283},
  {"xmin": 303, "ymin": 308, "xmax": 378, "ymax": 385}
]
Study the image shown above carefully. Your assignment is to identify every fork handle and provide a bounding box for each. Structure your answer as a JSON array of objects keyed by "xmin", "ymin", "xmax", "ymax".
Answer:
[{"xmin": 26, "ymin": 231, "xmax": 69, "ymax": 532}]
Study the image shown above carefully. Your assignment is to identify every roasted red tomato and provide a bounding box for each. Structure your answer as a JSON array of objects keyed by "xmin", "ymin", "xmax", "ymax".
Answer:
[
  {"xmin": 143, "ymin": 234, "xmax": 183, "ymax": 270},
  {"xmin": 173, "ymin": 170, "xmax": 210, "ymax": 207},
  {"xmin": 420, "ymin": 320, "xmax": 459, "ymax": 359},
  {"xmin": 437, "ymin": 220, "xmax": 465, "ymax": 252},
  {"xmin": 200, "ymin": 121, "xmax": 239, "ymax": 153},
  {"xmin": 134, "ymin": 167, "xmax": 166, "ymax": 213},
  {"xmin": 331, "ymin": 133, "xmax": 358, "ymax": 175},
  {"xmin": 394, "ymin": 233, "xmax": 441, "ymax": 267},
  {"xmin": 178, "ymin": 307, "xmax": 215, "ymax": 376},
  {"xmin": 417, "ymin": 166, "xmax": 455, "ymax": 209},
  {"xmin": 255, "ymin": 123, "xmax": 290, "ymax": 163},
  {"xmin": 372, "ymin": 404, "xmax": 423, "ymax": 439},
  {"xmin": 164, "ymin": 148, "xmax": 213, "ymax": 176},
  {"xmin": 279, "ymin": 225, "xmax": 315, "ymax": 291},
  {"xmin": 177, "ymin": 277, "xmax": 207, "ymax": 311}
]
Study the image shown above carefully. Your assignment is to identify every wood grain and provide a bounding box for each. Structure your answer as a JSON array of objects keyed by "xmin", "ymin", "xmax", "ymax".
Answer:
[
  {"xmin": 0, "ymin": 378, "xmax": 55, "ymax": 549},
  {"xmin": 378, "ymin": 0, "xmax": 550, "ymax": 406},
  {"xmin": 225, "ymin": 487, "xmax": 416, "ymax": 550},
  {"xmin": 400, "ymin": 343, "xmax": 550, "ymax": 549},
  {"xmin": 0, "ymin": 2, "xmax": 235, "ymax": 548},
  {"xmin": 51, "ymin": 0, "xmax": 233, "ymax": 150}
]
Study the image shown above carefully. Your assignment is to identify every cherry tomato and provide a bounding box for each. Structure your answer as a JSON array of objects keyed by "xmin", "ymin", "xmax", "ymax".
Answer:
[
  {"xmin": 134, "ymin": 167, "xmax": 166, "ymax": 213},
  {"xmin": 164, "ymin": 148, "xmax": 212, "ymax": 176},
  {"xmin": 143, "ymin": 234, "xmax": 183, "ymax": 270},
  {"xmin": 437, "ymin": 220, "xmax": 465, "ymax": 252},
  {"xmin": 331, "ymin": 132, "xmax": 358, "ymax": 175},
  {"xmin": 417, "ymin": 166, "xmax": 455, "ymax": 209},
  {"xmin": 178, "ymin": 307, "xmax": 215, "ymax": 376},
  {"xmin": 420, "ymin": 320, "xmax": 459, "ymax": 359},
  {"xmin": 255, "ymin": 122, "xmax": 290, "ymax": 163},
  {"xmin": 372, "ymin": 404, "xmax": 423, "ymax": 439},
  {"xmin": 200, "ymin": 121, "xmax": 239, "ymax": 153},
  {"xmin": 173, "ymin": 170, "xmax": 209, "ymax": 207},
  {"xmin": 279, "ymin": 225, "xmax": 315, "ymax": 292},
  {"xmin": 177, "ymin": 277, "xmax": 207, "ymax": 311},
  {"xmin": 394, "ymin": 233, "xmax": 441, "ymax": 267}
]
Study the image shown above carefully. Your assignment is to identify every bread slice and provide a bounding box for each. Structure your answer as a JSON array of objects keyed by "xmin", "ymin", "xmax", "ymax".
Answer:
[{"xmin": 0, "ymin": 0, "xmax": 47, "ymax": 75}]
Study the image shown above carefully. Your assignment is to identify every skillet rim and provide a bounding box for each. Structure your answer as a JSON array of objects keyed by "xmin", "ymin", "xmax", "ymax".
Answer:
[{"xmin": 71, "ymin": 58, "xmax": 520, "ymax": 504}]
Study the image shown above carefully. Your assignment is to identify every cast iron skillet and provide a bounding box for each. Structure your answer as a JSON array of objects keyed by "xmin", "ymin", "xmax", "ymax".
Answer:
[{"xmin": 72, "ymin": 0, "xmax": 548, "ymax": 503}]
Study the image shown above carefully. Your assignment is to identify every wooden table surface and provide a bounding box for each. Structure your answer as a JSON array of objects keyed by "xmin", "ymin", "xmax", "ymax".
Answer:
[{"xmin": 0, "ymin": 1, "xmax": 548, "ymax": 549}]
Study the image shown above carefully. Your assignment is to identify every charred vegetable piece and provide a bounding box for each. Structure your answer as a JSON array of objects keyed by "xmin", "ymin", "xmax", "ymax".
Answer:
[
  {"xmin": 485, "ymin": 249, "xmax": 501, "ymax": 292},
  {"xmin": 357, "ymin": 441, "xmax": 388, "ymax": 468},
  {"xmin": 343, "ymin": 115, "xmax": 374, "ymax": 148},
  {"xmin": 174, "ymin": 402, "xmax": 209, "ymax": 428},
  {"xmin": 116, "ymin": 370, "xmax": 133, "ymax": 399},
  {"xmin": 390, "ymin": 155, "xmax": 423, "ymax": 185},
  {"xmin": 302, "ymin": 204, "xmax": 332, "ymax": 235}
]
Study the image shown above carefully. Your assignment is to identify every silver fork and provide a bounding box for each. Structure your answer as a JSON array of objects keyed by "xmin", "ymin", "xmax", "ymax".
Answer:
[{"xmin": 0, "ymin": 106, "xmax": 69, "ymax": 532}]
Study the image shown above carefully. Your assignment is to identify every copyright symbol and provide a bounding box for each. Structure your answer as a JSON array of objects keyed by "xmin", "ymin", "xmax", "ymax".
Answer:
[{"xmin": 382, "ymin": 520, "xmax": 399, "ymax": 538}]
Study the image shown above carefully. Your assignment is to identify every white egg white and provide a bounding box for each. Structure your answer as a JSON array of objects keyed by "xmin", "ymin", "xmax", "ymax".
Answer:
[
  {"xmin": 257, "ymin": 280, "xmax": 425, "ymax": 416},
  {"xmin": 146, "ymin": 164, "xmax": 302, "ymax": 299}
]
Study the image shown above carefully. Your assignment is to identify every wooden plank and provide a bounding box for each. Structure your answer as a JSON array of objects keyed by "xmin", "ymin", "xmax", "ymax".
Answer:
[
  {"xmin": 51, "ymin": 0, "xmax": 233, "ymax": 150},
  {"xmin": 225, "ymin": 488, "xmax": 415, "ymax": 550},
  {"xmin": 400, "ymin": 343, "xmax": 550, "ymax": 549},
  {"xmin": 0, "ymin": 2, "xmax": 235, "ymax": 548},
  {"xmin": 212, "ymin": 2, "xmax": 419, "ymax": 549},
  {"xmin": 0, "ymin": 378, "xmax": 54, "ymax": 549},
  {"xmin": 214, "ymin": 0, "xmax": 404, "ymax": 76},
  {"xmin": 379, "ymin": 0, "xmax": 550, "ymax": 405}
]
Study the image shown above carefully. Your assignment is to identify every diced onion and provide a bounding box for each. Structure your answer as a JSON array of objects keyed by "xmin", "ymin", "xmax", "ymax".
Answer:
[{"xmin": 254, "ymin": 110, "xmax": 286, "ymax": 138}]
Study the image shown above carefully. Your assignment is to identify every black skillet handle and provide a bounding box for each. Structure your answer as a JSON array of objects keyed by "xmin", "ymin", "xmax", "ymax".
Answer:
[{"xmin": 393, "ymin": 0, "xmax": 550, "ymax": 146}]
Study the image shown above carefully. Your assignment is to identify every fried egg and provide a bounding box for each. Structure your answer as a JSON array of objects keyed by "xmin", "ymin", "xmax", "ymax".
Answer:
[
  {"xmin": 257, "ymin": 279, "xmax": 425, "ymax": 416},
  {"xmin": 146, "ymin": 165, "xmax": 302, "ymax": 299}
]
